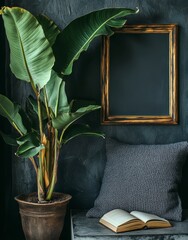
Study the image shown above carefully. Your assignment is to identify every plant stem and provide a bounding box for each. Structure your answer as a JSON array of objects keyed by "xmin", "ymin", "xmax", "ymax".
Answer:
[
  {"xmin": 59, "ymin": 129, "xmax": 65, "ymax": 144},
  {"xmin": 30, "ymin": 79, "xmax": 38, "ymax": 97},
  {"xmin": 36, "ymin": 91, "xmax": 46, "ymax": 201},
  {"xmin": 46, "ymin": 139, "xmax": 50, "ymax": 180},
  {"xmin": 12, "ymin": 122, "xmax": 23, "ymax": 136},
  {"xmin": 43, "ymin": 87, "xmax": 51, "ymax": 121},
  {"xmin": 36, "ymin": 92, "xmax": 43, "ymax": 141},
  {"xmin": 46, "ymin": 129, "xmax": 59, "ymax": 200},
  {"xmin": 47, "ymin": 124, "xmax": 54, "ymax": 182},
  {"xmin": 38, "ymin": 150, "xmax": 45, "ymax": 202},
  {"xmin": 29, "ymin": 157, "xmax": 38, "ymax": 174}
]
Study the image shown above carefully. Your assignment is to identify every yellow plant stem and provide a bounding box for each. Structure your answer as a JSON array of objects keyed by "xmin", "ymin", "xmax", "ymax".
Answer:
[
  {"xmin": 36, "ymin": 92, "xmax": 43, "ymax": 141},
  {"xmin": 38, "ymin": 150, "xmax": 45, "ymax": 202},
  {"xmin": 46, "ymin": 129, "xmax": 59, "ymax": 200},
  {"xmin": 43, "ymin": 87, "xmax": 51, "ymax": 121},
  {"xmin": 36, "ymin": 90, "xmax": 46, "ymax": 202},
  {"xmin": 46, "ymin": 123, "xmax": 52, "ymax": 182},
  {"xmin": 49, "ymin": 126, "xmax": 55, "ymax": 182},
  {"xmin": 46, "ymin": 139, "xmax": 50, "ymax": 179},
  {"xmin": 12, "ymin": 122, "xmax": 23, "ymax": 136},
  {"xmin": 29, "ymin": 157, "xmax": 38, "ymax": 174}
]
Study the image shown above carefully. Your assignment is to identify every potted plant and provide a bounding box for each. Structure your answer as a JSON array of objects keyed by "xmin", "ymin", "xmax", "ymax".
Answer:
[{"xmin": 0, "ymin": 6, "xmax": 138, "ymax": 240}]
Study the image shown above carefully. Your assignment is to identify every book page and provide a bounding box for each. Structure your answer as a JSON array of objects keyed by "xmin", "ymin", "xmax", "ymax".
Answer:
[
  {"xmin": 130, "ymin": 211, "xmax": 169, "ymax": 223},
  {"xmin": 100, "ymin": 209, "xmax": 137, "ymax": 227}
]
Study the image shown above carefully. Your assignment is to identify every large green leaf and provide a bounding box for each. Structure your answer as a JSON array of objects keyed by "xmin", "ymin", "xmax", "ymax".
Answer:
[
  {"xmin": 62, "ymin": 124, "xmax": 105, "ymax": 144},
  {"xmin": 53, "ymin": 8, "xmax": 138, "ymax": 75},
  {"xmin": 52, "ymin": 105, "xmax": 101, "ymax": 130},
  {"xmin": 28, "ymin": 95, "xmax": 47, "ymax": 120},
  {"xmin": 26, "ymin": 97, "xmax": 40, "ymax": 130},
  {"xmin": 37, "ymin": 14, "xmax": 60, "ymax": 46},
  {"xmin": 70, "ymin": 99, "xmax": 96, "ymax": 112},
  {"xmin": 16, "ymin": 131, "xmax": 40, "ymax": 145},
  {"xmin": 58, "ymin": 80, "xmax": 70, "ymax": 113},
  {"xmin": 43, "ymin": 70, "xmax": 69, "ymax": 117},
  {"xmin": 16, "ymin": 142, "xmax": 44, "ymax": 158},
  {"xmin": 0, "ymin": 7, "xmax": 55, "ymax": 89},
  {"xmin": 16, "ymin": 131, "xmax": 44, "ymax": 158},
  {"xmin": 0, "ymin": 94, "xmax": 27, "ymax": 134},
  {"xmin": 18, "ymin": 108, "xmax": 32, "ymax": 132}
]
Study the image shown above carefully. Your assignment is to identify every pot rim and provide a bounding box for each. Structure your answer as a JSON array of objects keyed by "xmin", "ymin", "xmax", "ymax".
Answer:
[{"xmin": 15, "ymin": 192, "xmax": 72, "ymax": 206}]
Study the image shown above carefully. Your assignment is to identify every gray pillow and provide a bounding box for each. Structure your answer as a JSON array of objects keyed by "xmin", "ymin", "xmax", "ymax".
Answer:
[{"xmin": 87, "ymin": 139, "xmax": 188, "ymax": 221}]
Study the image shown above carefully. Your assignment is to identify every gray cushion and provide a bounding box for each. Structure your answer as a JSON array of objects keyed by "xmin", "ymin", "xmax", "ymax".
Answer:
[{"xmin": 87, "ymin": 139, "xmax": 188, "ymax": 221}]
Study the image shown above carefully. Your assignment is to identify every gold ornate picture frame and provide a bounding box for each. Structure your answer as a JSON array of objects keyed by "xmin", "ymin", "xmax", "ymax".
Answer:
[{"xmin": 101, "ymin": 24, "xmax": 178, "ymax": 125}]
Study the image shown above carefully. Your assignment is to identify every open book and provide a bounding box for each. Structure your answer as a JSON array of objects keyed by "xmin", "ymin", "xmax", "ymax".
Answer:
[{"xmin": 99, "ymin": 209, "xmax": 172, "ymax": 233}]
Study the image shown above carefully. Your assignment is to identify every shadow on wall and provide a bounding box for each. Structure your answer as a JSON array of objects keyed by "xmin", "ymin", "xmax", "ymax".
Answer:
[{"xmin": 56, "ymin": 136, "xmax": 106, "ymax": 209}]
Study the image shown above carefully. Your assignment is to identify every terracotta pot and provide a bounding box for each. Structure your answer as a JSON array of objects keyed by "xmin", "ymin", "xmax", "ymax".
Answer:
[{"xmin": 15, "ymin": 192, "xmax": 72, "ymax": 240}]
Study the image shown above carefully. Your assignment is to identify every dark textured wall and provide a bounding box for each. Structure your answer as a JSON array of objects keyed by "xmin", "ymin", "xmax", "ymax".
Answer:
[
  {"xmin": 0, "ymin": 0, "xmax": 6, "ymax": 236},
  {"xmin": 2, "ymin": 0, "xmax": 188, "ymax": 239}
]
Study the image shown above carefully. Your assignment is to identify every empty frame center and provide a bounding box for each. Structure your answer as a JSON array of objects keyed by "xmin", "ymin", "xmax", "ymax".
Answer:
[
  {"xmin": 101, "ymin": 24, "xmax": 178, "ymax": 124},
  {"xmin": 109, "ymin": 33, "xmax": 169, "ymax": 116}
]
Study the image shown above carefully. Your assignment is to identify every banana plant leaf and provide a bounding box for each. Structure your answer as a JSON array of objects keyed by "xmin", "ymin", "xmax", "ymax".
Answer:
[
  {"xmin": 42, "ymin": 70, "xmax": 69, "ymax": 117},
  {"xmin": 16, "ymin": 131, "xmax": 44, "ymax": 158},
  {"xmin": 16, "ymin": 143, "xmax": 44, "ymax": 158},
  {"xmin": 17, "ymin": 131, "xmax": 40, "ymax": 145},
  {"xmin": 25, "ymin": 97, "xmax": 40, "ymax": 131},
  {"xmin": 0, "ymin": 94, "xmax": 27, "ymax": 135},
  {"xmin": 28, "ymin": 96, "xmax": 47, "ymax": 120},
  {"xmin": 37, "ymin": 14, "xmax": 60, "ymax": 46},
  {"xmin": 18, "ymin": 108, "xmax": 32, "ymax": 132},
  {"xmin": 52, "ymin": 105, "xmax": 101, "ymax": 131},
  {"xmin": 62, "ymin": 124, "xmax": 105, "ymax": 144},
  {"xmin": 0, "ymin": 7, "xmax": 55, "ymax": 90},
  {"xmin": 53, "ymin": 8, "xmax": 138, "ymax": 75},
  {"xmin": 70, "ymin": 99, "xmax": 96, "ymax": 112}
]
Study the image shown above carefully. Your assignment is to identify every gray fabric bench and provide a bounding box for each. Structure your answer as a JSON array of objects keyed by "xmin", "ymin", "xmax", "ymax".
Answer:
[{"xmin": 71, "ymin": 210, "xmax": 188, "ymax": 240}]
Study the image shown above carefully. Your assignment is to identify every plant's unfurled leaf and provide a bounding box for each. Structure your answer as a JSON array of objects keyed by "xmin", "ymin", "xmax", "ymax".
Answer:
[
  {"xmin": 0, "ymin": 7, "xmax": 55, "ymax": 89},
  {"xmin": 70, "ymin": 99, "xmax": 96, "ymax": 112},
  {"xmin": 16, "ymin": 131, "xmax": 43, "ymax": 158},
  {"xmin": 17, "ymin": 131, "xmax": 40, "ymax": 145},
  {"xmin": 26, "ymin": 97, "xmax": 39, "ymax": 130},
  {"xmin": 58, "ymin": 80, "xmax": 70, "ymax": 113},
  {"xmin": 62, "ymin": 124, "xmax": 105, "ymax": 144},
  {"xmin": 43, "ymin": 70, "xmax": 62, "ymax": 117},
  {"xmin": 27, "ymin": 96, "xmax": 38, "ymax": 114},
  {"xmin": 19, "ymin": 108, "xmax": 32, "ymax": 132},
  {"xmin": 0, "ymin": 94, "xmax": 27, "ymax": 134},
  {"xmin": 53, "ymin": 8, "xmax": 138, "ymax": 75},
  {"xmin": 52, "ymin": 105, "xmax": 101, "ymax": 131},
  {"xmin": 0, "ymin": 131, "xmax": 18, "ymax": 146},
  {"xmin": 37, "ymin": 14, "xmax": 60, "ymax": 46},
  {"xmin": 28, "ymin": 96, "xmax": 47, "ymax": 120},
  {"xmin": 43, "ymin": 70, "xmax": 69, "ymax": 117},
  {"xmin": 16, "ymin": 142, "xmax": 44, "ymax": 158}
]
